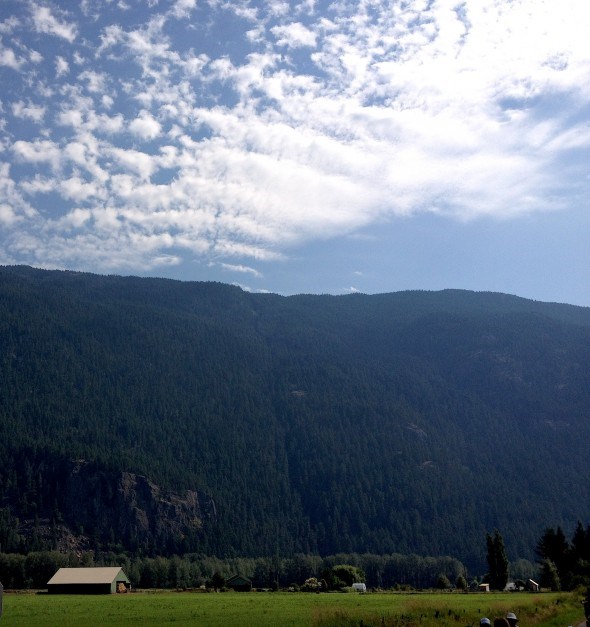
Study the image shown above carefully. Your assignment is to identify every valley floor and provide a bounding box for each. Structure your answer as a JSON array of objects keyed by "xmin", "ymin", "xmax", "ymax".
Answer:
[{"xmin": 0, "ymin": 590, "xmax": 585, "ymax": 626}]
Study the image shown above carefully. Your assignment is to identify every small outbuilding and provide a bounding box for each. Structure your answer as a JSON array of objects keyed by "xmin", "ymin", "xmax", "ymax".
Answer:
[
  {"xmin": 47, "ymin": 567, "xmax": 130, "ymax": 594},
  {"xmin": 226, "ymin": 575, "xmax": 252, "ymax": 592},
  {"xmin": 352, "ymin": 582, "xmax": 367, "ymax": 592}
]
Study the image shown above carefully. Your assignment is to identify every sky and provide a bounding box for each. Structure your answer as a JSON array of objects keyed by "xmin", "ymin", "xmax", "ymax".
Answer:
[{"xmin": 1, "ymin": 0, "xmax": 590, "ymax": 305}]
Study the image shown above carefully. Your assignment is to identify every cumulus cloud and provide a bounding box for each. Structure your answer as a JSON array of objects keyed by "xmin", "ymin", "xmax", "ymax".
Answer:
[
  {"xmin": 0, "ymin": 16, "xmax": 20, "ymax": 35},
  {"xmin": 55, "ymin": 56, "xmax": 69, "ymax": 77},
  {"xmin": 170, "ymin": 0, "xmax": 197, "ymax": 19},
  {"xmin": 12, "ymin": 101, "xmax": 46, "ymax": 123},
  {"xmin": 271, "ymin": 22, "xmax": 317, "ymax": 48},
  {"xmin": 31, "ymin": 6, "xmax": 77, "ymax": 42},
  {"xmin": 78, "ymin": 70, "xmax": 107, "ymax": 93},
  {"xmin": 12, "ymin": 140, "xmax": 61, "ymax": 168},
  {"xmin": 0, "ymin": 162, "xmax": 38, "ymax": 225},
  {"xmin": 110, "ymin": 147, "xmax": 157, "ymax": 180},
  {"xmin": 129, "ymin": 110, "xmax": 162, "ymax": 140},
  {"xmin": 0, "ymin": 42, "xmax": 24, "ymax": 70}
]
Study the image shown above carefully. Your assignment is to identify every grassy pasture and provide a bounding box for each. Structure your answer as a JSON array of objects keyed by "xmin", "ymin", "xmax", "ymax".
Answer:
[{"xmin": 1, "ymin": 590, "xmax": 584, "ymax": 626}]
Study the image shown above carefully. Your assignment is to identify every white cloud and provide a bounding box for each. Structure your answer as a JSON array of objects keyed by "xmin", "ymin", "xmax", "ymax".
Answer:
[
  {"xmin": 19, "ymin": 174, "xmax": 57, "ymax": 195},
  {"xmin": 29, "ymin": 49, "xmax": 42, "ymax": 64},
  {"xmin": 0, "ymin": 203, "xmax": 22, "ymax": 226},
  {"xmin": 31, "ymin": 6, "xmax": 77, "ymax": 42},
  {"xmin": 56, "ymin": 90, "xmax": 124, "ymax": 136},
  {"xmin": 129, "ymin": 110, "xmax": 162, "ymax": 140},
  {"xmin": 271, "ymin": 22, "xmax": 317, "ymax": 48},
  {"xmin": 110, "ymin": 147, "xmax": 157, "ymax": 179},
  {"xmin": 171, "ymin": 0, "xmax": 197, "ymax": 19},
  {"xmin": 55, "ymin": 56, "xmax": 69, "ymax": 77},
  {"xmin": 78, "ymin": 70, "xmax": 107, "ymax": 94},
  {"xmin": 59, "ymin": 207, "xmax": 92, "ymax": 229},
  {"xmin": 0, "ymin": 43, "xmax": 24, "ymax": 70},
  {"xmin": 12, "ymin": 100, "xmax": 46, "ymax": 123},
  {"xmin": 219, "ymin": 263, "xmax": 263, "ymax": 278},
  {"xmin": 267, "ymin": 1, "xmax": 290, "ymax": 18},
  {"xmin": 90, "ymin": 112, "xmax": 125, "ymax": 135},
  {"xmin": 183, "ymin": 52, "xmax": 209, "ymax": 76},
  {"xmin": 57, "ymin": 108, "xmax": 84, "ymax": 129},
  {"xmin": 12, "ymin": 140, "xmax": 61, "ymax": 168},
  {"xmin": 3, "ymin": 0, "xmax": 590, "ymax": 277},
  {"xmin": 97, "ymin": 24, "xmax": 125, "ymax": 55},
  {"xmin": 0, "ymin": 162, "xmax": 39, "ymax": 224},
  {"xmin": 60, "ymin": 175, "xmax": 104, "ymax": 202},
  {"xmin": 0, "ymin": 16, "xmax": 20, "ymax": 34}
]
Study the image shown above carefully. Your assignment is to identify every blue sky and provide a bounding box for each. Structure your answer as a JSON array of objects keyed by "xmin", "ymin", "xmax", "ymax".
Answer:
[{"xmin": 1, "ymin": 0, "xmax": 590, "ymax": 304}]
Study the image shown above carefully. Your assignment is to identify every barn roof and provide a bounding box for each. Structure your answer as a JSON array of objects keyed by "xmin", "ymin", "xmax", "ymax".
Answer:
[
  {"xmin": 47, "ymin": 567, "xmax": 128, "ymax": 585},
  {"xmin": 227, "ymin": 574, "xmax": 251, "ymax": 585}
]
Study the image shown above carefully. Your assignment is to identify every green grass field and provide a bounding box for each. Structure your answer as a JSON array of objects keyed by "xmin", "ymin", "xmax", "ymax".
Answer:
[{"xmin": 1, "ymin": 590, "xmax": 585, "ymax": 626}]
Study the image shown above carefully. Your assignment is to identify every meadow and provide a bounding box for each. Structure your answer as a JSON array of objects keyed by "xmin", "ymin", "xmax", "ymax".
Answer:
[{"xmin": 1, "ymin": 590, "xmax": 585, "ymax": 626}]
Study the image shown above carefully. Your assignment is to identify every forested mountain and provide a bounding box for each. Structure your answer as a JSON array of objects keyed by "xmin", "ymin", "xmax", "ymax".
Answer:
[{"xmin": 1, "ymin": 265, "xmax": 590, "ymax": 572}]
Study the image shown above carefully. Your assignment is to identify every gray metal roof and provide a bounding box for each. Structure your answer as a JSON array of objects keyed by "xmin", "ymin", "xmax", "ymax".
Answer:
[{"xmin": 47, "ymin": 567, "xmax": 128, "ymax": 585}]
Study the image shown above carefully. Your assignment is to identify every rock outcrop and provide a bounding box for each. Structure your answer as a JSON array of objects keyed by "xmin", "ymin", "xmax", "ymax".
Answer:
[{"xmin": 16, "ymin": 459, "xmax": 216, "ymax": 554}]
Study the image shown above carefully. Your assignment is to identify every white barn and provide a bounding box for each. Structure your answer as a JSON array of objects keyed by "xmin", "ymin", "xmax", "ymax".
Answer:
[{"xmin": 47, "ymin": 567, "xmax": 130, "ymax": 594}]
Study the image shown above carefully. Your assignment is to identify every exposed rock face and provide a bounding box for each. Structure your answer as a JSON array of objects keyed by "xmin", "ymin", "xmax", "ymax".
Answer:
[
  {"xmin": 61, "ymin": 460, "xmax": 216, "ymax": 552},
  {"xmin": 17, "ymin": 460, "xmax": 216, "ymax": 554},
  {"xmin": 18, "ymin": 519, "xmax": 92, "ymax": 554}
]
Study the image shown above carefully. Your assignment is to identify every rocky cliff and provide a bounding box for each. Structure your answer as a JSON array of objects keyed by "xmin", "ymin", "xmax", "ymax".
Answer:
[{"xmin": 15, "ymin": 459, "xmax": 216, "ymax": 555}]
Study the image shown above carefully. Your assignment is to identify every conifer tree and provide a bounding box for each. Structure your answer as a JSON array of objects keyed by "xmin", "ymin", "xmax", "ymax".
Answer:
[{"xmin": 486, "ymin": 530, "xmax": 509, "ymax": 590}]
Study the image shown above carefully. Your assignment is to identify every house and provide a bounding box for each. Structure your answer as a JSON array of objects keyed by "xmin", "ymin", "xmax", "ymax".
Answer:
[
  {"xmin": 47, "ymin": 567, "xmax": 130, "ymax": 594},
  {"xmin": 478, "ymin": 583, "xmax": 490, "ymax": 592},
  {"xmin": 352, "ymin": 582, "xmax": 366, "ymax": 592},
  {"xmin": 504, "ymin": 581, "xmax": 517, "ymax": 591},
  {"xmin": 526, "ymin": 579, "xmax": 540, "ymax": 592},
  {"xmin": 226, "ymin": 575, "xmax": 252, "ymax": 592}
]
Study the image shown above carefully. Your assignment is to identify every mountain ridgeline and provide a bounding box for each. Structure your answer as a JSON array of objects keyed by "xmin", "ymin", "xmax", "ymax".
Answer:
[{"xmin": 1, "ymin": 265, "xmax": 590, "ymax": 571}]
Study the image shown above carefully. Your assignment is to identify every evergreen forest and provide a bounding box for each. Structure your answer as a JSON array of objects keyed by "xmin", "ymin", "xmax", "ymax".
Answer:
[{"xmin": 1, "ymin": 265, "xmax": 590, "ymax": 574}]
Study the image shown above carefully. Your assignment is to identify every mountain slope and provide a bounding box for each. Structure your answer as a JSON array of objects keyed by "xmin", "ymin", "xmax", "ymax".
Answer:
[{"xmin": 1, "ymin": 265, "xmax": 589, "ymax": 570}]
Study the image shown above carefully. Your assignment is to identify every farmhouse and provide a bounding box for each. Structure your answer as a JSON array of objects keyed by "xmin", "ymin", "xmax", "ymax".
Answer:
[{"xmin": 47, "ymin": 567, "xmax": 130, "ymax": 594}]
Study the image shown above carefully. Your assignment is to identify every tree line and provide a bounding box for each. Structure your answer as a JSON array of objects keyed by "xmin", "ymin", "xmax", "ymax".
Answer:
[
  {"xmin": 2, "ymin": 524, "xmax": 589, "ymax": 591},
  {"xmin": 0, "ymin": 550, "xmax": 463, "ymax": 591},
  {"xmin": 535, "ymin": 522, "xmax": 590, "ymax": 591},
  {"xmin": 483, "ymin": 525, "xmax": 590, "ymax": 592}
]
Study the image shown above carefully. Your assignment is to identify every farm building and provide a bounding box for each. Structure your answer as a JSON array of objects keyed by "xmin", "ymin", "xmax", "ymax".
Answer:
[
  {"xmin": 47, "ymin": 567, "xmax": 130, "ymax": 594},
  {"xmin": 226, "ymin": 575, "xmax": 252, "ymax": 592}
]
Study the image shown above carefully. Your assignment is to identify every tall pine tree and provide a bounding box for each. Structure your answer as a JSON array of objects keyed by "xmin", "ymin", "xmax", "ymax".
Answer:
[{"xmin": 486, "ymin": 530, "xmax": 509, "ymax": 590}]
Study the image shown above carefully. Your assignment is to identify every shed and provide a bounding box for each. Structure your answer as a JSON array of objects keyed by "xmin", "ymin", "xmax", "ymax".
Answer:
[
  {"xmin": 526, "ymin": 579, "xmax": 540, "ymax": 592},
  {"xmin": 478, "ymin": 583, "xmax": 490, "ymax": 592},
  {"xmin": 352, "ymin": 582, "xmax": 367, "ymax": 592},
  {"xmin": 47, "ymin": 567, "xmax": 130, "ymax": 594},
  {"xmin": 226, "ymin": 575, "xmax": 252, "ymax": 592}
]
